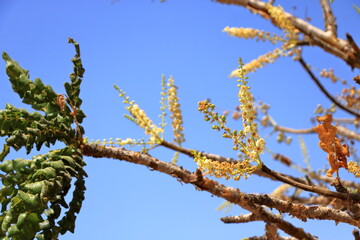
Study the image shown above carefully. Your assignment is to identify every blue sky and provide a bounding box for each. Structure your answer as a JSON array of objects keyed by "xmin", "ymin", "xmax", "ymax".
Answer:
[{"xmin": 1, "ymin": 0, "xmax": 360, "ymax": 239}]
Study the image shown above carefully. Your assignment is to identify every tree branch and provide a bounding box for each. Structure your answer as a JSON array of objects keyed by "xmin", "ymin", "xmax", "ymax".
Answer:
[
  {"xmin": 319, "ymin": 0, "xmax": 337, "ymax": 36},
  {"xmin": 243, "ymin": 192, "xmax": 360, "ymax": 228},
  {"xmin": 161, "ymin": 140, "xmax": 360, "ymax": 203},
  {"xmin": 265, "ymin": 223, "xmax": 279, "ymax": 240},
  {"xmin": 260, "ymin": 164, "xmax": 360, "ymax": 203},
  {"xmin": 272, "ymin": 121, "xmax": 360, "ymax": 141},
  {"xmin": 215, "ymin": 0, "xmax": 360, "ymax": 69},
  {"xmin": 81, "ymin": 143, "xmax": 317, "ymax": 240},
  {"xmin": 161, "ymin": 140, "xmax": 309, "ymax": 184},
  {"xmin": 298, "ymin": 57, "xmax": 360, "ymax": 118},
  {"xmin": 221, "ymin": 213, "xmax": 263, "ymax": 223}
]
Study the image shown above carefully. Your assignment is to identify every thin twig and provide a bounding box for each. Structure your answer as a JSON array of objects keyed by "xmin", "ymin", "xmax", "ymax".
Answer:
[
  {"xmin": 298, "ymin": 57, "xmax": 360, "ymax": 118},
  {"xmin": 272, "ymin": 121, "xmax": 360, "ymax": 141}
]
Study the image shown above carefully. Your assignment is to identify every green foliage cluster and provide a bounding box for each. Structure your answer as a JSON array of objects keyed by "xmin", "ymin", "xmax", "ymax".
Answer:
[{"xmin": 0, "ymin": 38, "xmax": 87, "ymax": 240}]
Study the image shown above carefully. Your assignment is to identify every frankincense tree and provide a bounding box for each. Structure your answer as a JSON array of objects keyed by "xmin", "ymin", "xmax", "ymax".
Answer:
[{"xmin": 1, "ymin": 1, "xmax": 360, "ymax": 239}]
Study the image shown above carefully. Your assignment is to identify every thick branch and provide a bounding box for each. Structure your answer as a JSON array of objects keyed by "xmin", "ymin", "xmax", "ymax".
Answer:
[
  {"xmin": 215, "ymin": 0, "xmax": 360, "ymax": 69},
  {"xmin": 265, "ymin": 223, "xmax": 279, "ymax": 240},
  {"xmin": 243, "ymin": 192, "xmax": 360, "ymax": 228},
  {"xmin": 221, "ymin": 213, "xmax": 262, "ymax": 223},
  {"xmin": 161, "ymin": 140, "xmax": 360, "ymax": 202},
  {"xmin": 298, "ymin": 57, "xmax": 360, "ymax": 118},
  {"xmin": 81, "ymin": 143, "xmax": 316, "ymax": 240},
  {"xmin": 319, "ymin": 0, "xmax": 337, "ymax": 36}
]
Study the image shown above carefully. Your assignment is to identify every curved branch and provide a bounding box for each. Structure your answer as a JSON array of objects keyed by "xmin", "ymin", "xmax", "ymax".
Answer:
[
  {"xmin": 161, "ymin": 140, "xmax": 360, "ymax": 202},
  {"xmin": 161, "ymin": 140, "xmax": 310, "ymax": 184},
  {"xmin": 81, "ymin": 143, "xmax": 316, "ymax": 240},
  {"xmin": 215, "ymin": 0, "xmax": 360, "ymax": 69},
  {"xmin": 298, "ymin": 57, "xmax": 360, "ymax": 118}
]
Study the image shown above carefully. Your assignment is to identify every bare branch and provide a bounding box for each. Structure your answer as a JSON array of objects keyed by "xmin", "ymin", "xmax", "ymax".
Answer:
[
  {"xmin": 347, "ymin": 33, "xmax": 360, "ymax": 60},
  {"xmin": 273, "ymin": 122, "xmax": 360, "ymax": 141},
  {"xmin": 215, "ymin": 0, "xmax": 360, "ymax": 69},
  {"xmin": 81, "ymin": 143, "xmax": 317, "ymax": 240},
  {"xmin": 319, "ymin": 0, "xmax": 337, "ymax": 36},
  {"xmin": 161, "ymin": 140, "xmax": 308, "ymax": 184},
  {"xmin": 353, "ymin": 228, "xmax": 360, "ymax": 240},
  {"xmin": 221, "ymin": 213, "xmax": 263, "ymax": 223},
  {"xmin": 161, "ymin": 140, "xmax": 360, "ymax": 201},
  {"xmin": 260, "ymin": 164, "xmax": 360, "ymax": 203},
  {"xmin": 298, "ymin": 57, "xmax": 360, "ymax": 118},
  {"xmin": 248, "ymin": 236, "xmax": 297, "ymax": 240},
  {"xmin": 243, "ymin": 192, "xmax": 360, "ymax": 228},
  {"xmin": 265, "ymin": 223, "xmax": 279, "ymax": 240}
]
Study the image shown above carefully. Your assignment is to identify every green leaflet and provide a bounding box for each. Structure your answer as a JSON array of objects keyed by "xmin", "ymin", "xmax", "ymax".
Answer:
[
  {"xmin": 0, "ymin": 144, "xmax": 10, "ymax": 162},
  {"xmin": 23, "ymin": 181, "xmax": 45, "ymax": 194},
  {"xmin": 17, "ymin": 191, "xmax": 42, "ymax": 210},
  {"xmin": 0, "ymin": 39, "xmax": 87, "ymax": 239}
]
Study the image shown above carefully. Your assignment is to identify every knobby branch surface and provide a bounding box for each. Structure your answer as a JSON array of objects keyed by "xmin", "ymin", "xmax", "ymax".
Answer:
[
  {"xmin": 215, "ymin": 0, "xmax": 360, "ymax": 69},
  {"xmin": 221, "ymin": 213, "xmax": 263, "ymax": 223},
  {"xmin": 81, "ymin": 143, "xmax": 317, "ymax": 240},
  {"xmin": 161, "ymin": 140, "xmax": 360, "ymax": 203},
  {"xmin": 81, "ymin": 143, "xmax": 360, "ymax": 239},
  {"xmin": 319, "ymin": 0, "xmax": 337, "ymax": 36}
]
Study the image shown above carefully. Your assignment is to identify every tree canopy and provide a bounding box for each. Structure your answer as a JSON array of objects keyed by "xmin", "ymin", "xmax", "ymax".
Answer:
[{"xmin": 1, "ymin": 0, "xmax": 360, "ymax": 239}]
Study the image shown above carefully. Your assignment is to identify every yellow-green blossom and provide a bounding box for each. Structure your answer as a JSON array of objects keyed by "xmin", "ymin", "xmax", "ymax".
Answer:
[{"xmin": 167, "ymin": 76, "xmax": 185, "ymax": 145}]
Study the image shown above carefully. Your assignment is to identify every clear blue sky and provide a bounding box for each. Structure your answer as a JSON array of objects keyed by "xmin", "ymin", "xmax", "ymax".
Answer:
[{"xmin": 1, "ymin": 0, "xmax": 360, "ymax": 239}]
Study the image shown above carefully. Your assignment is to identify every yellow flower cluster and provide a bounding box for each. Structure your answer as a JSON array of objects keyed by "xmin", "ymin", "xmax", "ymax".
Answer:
[
  {"xmin": 230, "ymin": 48, "xmax": 291, "ymax": 76},
  {"xmin": 266, "ymin": 4, "xmax": 297, "ymax": 37},
  {"xmin": 223, "ymin": 27, "xmax": 284, "ymax": 44},
  {"xmin": 196, "ymin": 60, "xmax": 264, "ymax": 179},
  {"xmin": 348, "ymin": 161, "xmax": 360, "ymax": 178},
  {"xmin": 127, "ymin": 103, "xmax": 163, "ymax": 140},
  {"xmin": 237, "ymin": 62, "xmax": 265, "ymax": 164},
  {"xmin": 115, "ymin": 85, "xmax": 163, "ymax": 143},
  {"xmin": 193, "ymin": 151, "xmax": 255, "ymax": 180},
  {"xmin": 167, "ymin": 76, "xmax": 185, "ymax": 146}
]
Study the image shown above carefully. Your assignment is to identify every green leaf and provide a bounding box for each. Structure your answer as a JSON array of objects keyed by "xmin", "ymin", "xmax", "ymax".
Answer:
[
  {"xmin": 0, "ymin": 144, "xmax": 10, "ymax": 162},
  {"xmin": 0, "ymin": 186, "xmax": 15, "ymax": 197},
  {"xmin": 1, "ymin": 211, "xmax": 13, "ymax": 233},
  {"xmin": 12, "ymin": 158, "xmax": 30, "ymax": 172},
  {"xmin": 23, "ymin": 181, "xmax": 45, "ymax": 194},
  {"xmin": 44, "ymin": 208, "xmax": 54, "ymax": 217},
  {"xmin": 32, "ymin": 167, "xmax": 56, "ymax": 180},
  {"xmin": 7, "ymin": 224, "xmax": 20, "ymax": 236},
  {"xmin": 0, "ymin": 160, "xmax": 14, "ymax": 173},
  {"xmin": 16, "ymin": 212, "xmax": 29, "ymax": 229},
  {"xmin": 38, "ymin": 220, "xmax": 50, "ymax": 230},
  {"xmin": 35, "ymin": 234, "xmax": 45, "ymax": 240},
  {"xmin": 17, "ymin": 190, "xmax": 42, "ymax": 209}
]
